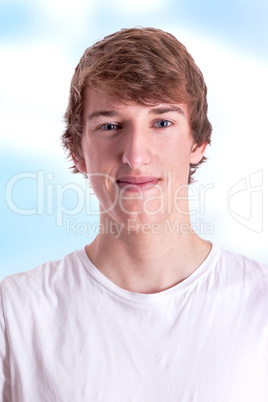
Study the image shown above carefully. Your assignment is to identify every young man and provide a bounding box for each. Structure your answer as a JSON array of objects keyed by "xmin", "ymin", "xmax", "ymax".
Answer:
[{"xmin": 0, "ymin": 27, "xmax": 267, "ymax": 401}]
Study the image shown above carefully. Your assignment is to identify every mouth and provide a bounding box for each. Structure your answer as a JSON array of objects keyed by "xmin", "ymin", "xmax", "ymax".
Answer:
[{"xmin": 116, "ymin": 176, "xmax": 160, "ymax": 192}]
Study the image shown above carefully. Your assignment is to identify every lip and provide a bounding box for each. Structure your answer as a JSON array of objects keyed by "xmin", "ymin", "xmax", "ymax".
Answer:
[{"xmin": 116, "ymin": 176, "xmax": 160, "ymax": 192}]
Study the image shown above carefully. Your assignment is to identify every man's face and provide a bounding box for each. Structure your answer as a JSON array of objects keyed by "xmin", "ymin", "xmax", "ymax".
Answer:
[{"xmin": 75, "ymin": 87, "xmax": 206, "ymax": 227}]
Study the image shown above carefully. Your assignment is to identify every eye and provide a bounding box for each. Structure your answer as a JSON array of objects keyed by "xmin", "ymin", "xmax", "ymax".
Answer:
[
  {"xmin": 100, "ymin": 123, "xmax": 118, "ymax": 130},
  {"xmin": 154, "ymin": 120, "xmax": 172, "ymax": 128}
]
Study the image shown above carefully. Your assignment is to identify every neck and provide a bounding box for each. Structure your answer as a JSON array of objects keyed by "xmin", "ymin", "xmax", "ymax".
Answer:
[{"xmin": 85, "ymin": 215, "xmax": 211, "ymax": 294}]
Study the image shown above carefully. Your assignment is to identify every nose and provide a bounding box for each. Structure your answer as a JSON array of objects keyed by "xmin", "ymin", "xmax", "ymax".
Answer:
[{"xmin": 121, "ymin": 128, "xmax": 152, "ymax": 169}]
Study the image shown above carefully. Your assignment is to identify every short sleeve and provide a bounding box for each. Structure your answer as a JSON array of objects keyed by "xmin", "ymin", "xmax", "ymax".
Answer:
[{"xmin": 0, "ymin": 284, "xmax": 12, "ymax": 402}]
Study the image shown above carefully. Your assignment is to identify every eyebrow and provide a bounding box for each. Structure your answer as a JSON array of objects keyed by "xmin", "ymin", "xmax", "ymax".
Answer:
[
  {"xmin": 86, "ymin": 110, "xmax": 118, "ymax": 121},
  {"xmin": 86, "ymin": 106, "xmax": 185, "ymax": 121},
  {"xmin": 149, "ymin": 106, "xmax": 185, "ymax": 116}
]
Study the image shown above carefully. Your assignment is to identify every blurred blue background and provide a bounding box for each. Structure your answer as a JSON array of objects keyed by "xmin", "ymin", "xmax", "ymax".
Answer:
[{"xmin": 1, "ymin": 0, "xmax": 268, "ymax": 279}]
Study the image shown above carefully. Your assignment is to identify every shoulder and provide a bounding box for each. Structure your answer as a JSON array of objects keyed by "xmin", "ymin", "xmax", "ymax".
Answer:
[
  {"xmin": 211, "ymin": 245, "xmax": 268, "ymax": 299},
  {"xmin": 217, "ymin": 246, "xmax": 268, "ymax": 276},
  {"xmin": 0, "ymin": 248, "xmax": 87, "ymax": 307}
]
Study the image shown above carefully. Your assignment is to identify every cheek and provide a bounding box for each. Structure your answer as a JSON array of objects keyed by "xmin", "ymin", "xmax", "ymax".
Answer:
[
  {"xmin": 82, "ymin": 137, "xmax": 119, "ymax": 172},
  {"xmin": 165, "ymin": 143, "xmax": 192, "ymax": 182},
  {"xmin": 165, "ymin": 141, "xmax": 192, "ymax": 167},
  {"xmin": 82, "ymin": 142, "xmax": 103, "ymax": 174},
  {"xmin": 89, "ymin": 166, "xmax": 118, "ymax": 206}
]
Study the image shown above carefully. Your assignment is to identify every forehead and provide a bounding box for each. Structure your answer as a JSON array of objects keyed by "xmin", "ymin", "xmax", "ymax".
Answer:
[
  {"xmin": 83, "ymin": 87, "xmax": 188, "ymax": 119},
  {"xmin": 83, "ymin": 87, "xmax": 125, "ymax": 111}
]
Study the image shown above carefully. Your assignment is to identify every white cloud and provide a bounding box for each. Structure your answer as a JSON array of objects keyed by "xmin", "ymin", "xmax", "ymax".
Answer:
[
  {"xmin": 0, "ymin": 41, "xmax": 74, "ymax": 153},
  {"xmin": 112, "ymin": 0, "xmax": 166, "ymax": 13},
  {"xmin": 20, "ymin": 0, "xmax": 92, "ymax": 24}
]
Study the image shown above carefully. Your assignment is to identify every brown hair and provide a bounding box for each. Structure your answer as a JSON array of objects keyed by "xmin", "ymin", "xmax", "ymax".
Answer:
[{"xmin": 62, "ymin": 27, "xmax": 212, "ymax": 183}]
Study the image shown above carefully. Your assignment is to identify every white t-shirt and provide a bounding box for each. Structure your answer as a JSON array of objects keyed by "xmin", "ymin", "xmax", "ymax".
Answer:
[{"xmin": 0, "ymin": 244, "xmax": 267, "ymax": 402}]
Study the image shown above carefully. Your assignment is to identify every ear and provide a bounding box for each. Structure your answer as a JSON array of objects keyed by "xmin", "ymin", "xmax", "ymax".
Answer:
[
  {"xmin": 72, "ymin": 153, "xmax": 87, "ymax": 173},
  {"xmin": 190, "ymin": 143, "xmax": 208, "ymax": 164}
]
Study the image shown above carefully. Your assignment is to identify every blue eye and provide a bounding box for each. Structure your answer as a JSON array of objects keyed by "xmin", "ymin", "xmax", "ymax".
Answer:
[
  {"xmin": 154, "ymin": 120, "xmax": 171, "ymax": 128},
  {"xmin": 102, "ymin": 124, "xmax": 118, "ymax": 130}
]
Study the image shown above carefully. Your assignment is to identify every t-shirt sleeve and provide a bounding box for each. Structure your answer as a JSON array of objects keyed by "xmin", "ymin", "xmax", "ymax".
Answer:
[{"xmin": 0, "ymin": 284, "xmax": 12, "ymax": 402}]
